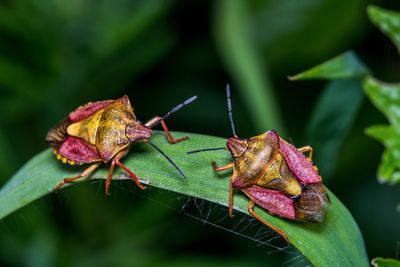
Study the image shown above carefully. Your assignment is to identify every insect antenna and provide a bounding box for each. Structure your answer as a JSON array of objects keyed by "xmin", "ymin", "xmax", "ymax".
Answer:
[
  {"xmin": 186, "ymin": 147, "xmax": 227, "ymax": 154},
  {"xmin": 162, "ymin": 95, "xmax": 198, "ymax": 120},
  {"xmin": 226, "ymin": 84, "xmax": 237, "ymax": 137},
  {"xmin": 147, "ymin": 140, "xmax": 187, "ymax": 179}
]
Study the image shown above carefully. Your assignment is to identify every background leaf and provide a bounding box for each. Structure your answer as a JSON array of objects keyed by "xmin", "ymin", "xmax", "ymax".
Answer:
[
  {"xmin": 0, "ymin": 132, "xmax": 369, "ymax": 266},
  {"xmin": 364, "ymin": 77, "xmax": 400, "ymax": 184},
  {"xmin": 368, "ymin": 5, "xmax": 400, "ymax": 53},
  {"xmin": 291, "ymin": 51, "xmax": 368, "ymax": 178},
  {"xmin": 289, "ymin": 51, "xmax": 369, "ymax": 80},
  {"xmin": 307, "ymin": 79, "xmax": 364, "ymax": 178},
  {"xmin": 364, "ymin": 77, "xmax": 400, "ymax": 129},
  {"xmin": 213, "ymin": 0, "xmax": 284, "ymax": 134}
]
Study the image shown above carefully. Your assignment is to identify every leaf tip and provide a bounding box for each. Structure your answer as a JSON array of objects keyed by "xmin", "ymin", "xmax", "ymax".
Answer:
[{"xmin": 367, "ymin": 5, "xmax": 379, "ymax": 17}]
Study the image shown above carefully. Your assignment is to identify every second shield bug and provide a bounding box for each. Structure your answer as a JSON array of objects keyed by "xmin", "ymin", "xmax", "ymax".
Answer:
[
  {"xmin": 47, "ymin": 94, "xmax": 197, "ymax": 194},
  {"xmin": 188, "ymin": 85, "xmax": 329, "ymax": 241}
]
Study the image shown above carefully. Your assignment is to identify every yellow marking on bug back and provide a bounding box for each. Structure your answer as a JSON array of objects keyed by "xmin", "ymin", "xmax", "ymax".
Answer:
[
  {"xmin": 67, "ymin": 109, "xmax": 104, "ymax": 145},
  {"xmin": 257, "ymin": 153, "xmax": 302, "ymax": 197}
]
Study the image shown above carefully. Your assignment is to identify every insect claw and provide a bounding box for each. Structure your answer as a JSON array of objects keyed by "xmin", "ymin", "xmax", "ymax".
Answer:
[
  {"xmin": 228, "ymin": 207, "xmax": 233, "ymax": 218},
  {"xmin": 52, "ymin": 181, "xmax": 65, "ymax": 192},
  {"xmin": 167, "ymin": 135, "xmax": 188, "ymax": 144},
  {"xmin": 211, "ymin": 161, "xmax": 217, "ymax": 170}
]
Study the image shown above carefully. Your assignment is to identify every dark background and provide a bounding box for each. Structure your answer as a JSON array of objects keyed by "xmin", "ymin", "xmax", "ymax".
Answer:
[{"xmin": 0, "ymin": 1, "xmax": 399, "ymax": 266}]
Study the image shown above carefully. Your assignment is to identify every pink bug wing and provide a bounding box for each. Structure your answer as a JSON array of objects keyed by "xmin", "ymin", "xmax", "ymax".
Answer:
[
  {"xmin": 69, "ymin": 99, "xmax": 115, "ymax": 122},
  {"xmin": 47, "ymin": 99, "xmax": 115, "ymax": 148},
  {"xmin": 58, "ymin": 136, "xmax": 102, "ymax": 163},
  {"xmin": 242, "ymin": 186, "xmax": 296, "ymax": 220},
  {"xmin": 268, "ymin": 131, "xmax": 321, "ymax": 184}
]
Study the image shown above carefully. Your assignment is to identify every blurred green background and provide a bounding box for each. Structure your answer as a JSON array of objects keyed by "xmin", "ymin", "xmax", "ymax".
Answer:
[{"xmin": 1, "ymin": 0, "xmax": 400, "ymax": 266}]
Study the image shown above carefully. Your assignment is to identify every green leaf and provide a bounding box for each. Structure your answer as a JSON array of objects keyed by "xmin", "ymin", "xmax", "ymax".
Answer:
[
  {"xmin": 368, "ymin": 5, "xmax": 400, "ymax": 54},
  {"xmin": 365, "ymin": 125, "xmax": 400, "ymax": 184},
  {"xmin": 364, "ymin": 77, "xmax": 400, "ymax": 184},
  {"xmin": 290, "ymin": 51, "xmax": 368, "ymax": 178},
  {"xmin": 307, "ymin": 79, "xmax": 364, "ymax": 178},
  {"xmin": 372, "ymin": 257, "xmax": 400, "ymax": 267},
  {"xmin": 0, "ymin": 132, "xmax": 368, "ymax": 266},
  {"xmin": 289, "ymin": 51, "xmax": 369, "ymax": 80},
  {"xmin": 213, "ymin": 0, "xmax": 285, "ymax": 134},
  {"xmin": 364, "ymin": 77, "xmax": 400, "ymax": 130}
]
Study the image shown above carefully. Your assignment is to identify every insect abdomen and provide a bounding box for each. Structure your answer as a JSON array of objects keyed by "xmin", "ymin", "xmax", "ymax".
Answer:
[{"xmin": 294, "ymin": 183, "xmax": 330, "ymax": 223}]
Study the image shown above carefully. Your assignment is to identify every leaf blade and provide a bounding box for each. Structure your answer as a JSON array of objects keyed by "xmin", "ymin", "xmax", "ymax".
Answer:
[
  {"xmin": 307, "ymin": 79, "xmax": 364, "ymax": 178},
  {"xmin": 289, "ymin": 51, "xmax": 369, "ymax": 80},
  {"xmin": 372, "ymin": 257, "xmax": 400, "ymax": 267},
  {"xmin": 213, "ymin": 1, "xmax": 285, "ymax": 134},
  {"xmin": 0, "ymin": 132, "xmax": 369, "ymax": 266},
  {"xmin": 368, "ymin": 5, "xmax": 400, "ymax": 54},
  {"xmin": 363, "ymin": 77, "xmax": 400, "ymax": 184}
]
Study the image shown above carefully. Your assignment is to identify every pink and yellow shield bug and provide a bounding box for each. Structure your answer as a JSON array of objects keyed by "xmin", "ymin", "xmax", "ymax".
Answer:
[
  {"xmin": 47, "ymin": 94, "xmax": 197, "ymax": 194},
  {"xmin": 188, "ymin": 85, "xmax": 329, "ymax": 241}
]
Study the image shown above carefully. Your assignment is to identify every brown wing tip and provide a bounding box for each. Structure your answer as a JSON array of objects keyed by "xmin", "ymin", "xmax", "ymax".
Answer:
[{"xmin": 46, "ymin": 117, "xmax": 71, "ymax": 149}]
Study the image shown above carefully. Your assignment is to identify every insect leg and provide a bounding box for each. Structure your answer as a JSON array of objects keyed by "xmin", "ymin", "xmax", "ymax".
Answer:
[
  {"xmin": 160, "ymin": 120, "xmax": 188, "ymax": 143},
  {"xmin": 247, "ymin": 200, "xmax": 289, "ymax": 242},
  {"xmin": 211, "ymin": 162, "xmax": 235, "ymax": 217},
  {"xmin": 229, "ymin": 174, "xmax": 234, "ymax": 217},
  {"xmin": 211, "ymin": 162, "xmax": 233, "ymax": 172},
  {"xmin": 298, "ymin": 145, "xmax": 313, "ymax": 161},
  {"xmin": 145, "ymin": 116, "xmax": 188, "ymax": 144},
  {"xmin": 105, "ymin": 161, "xmax": 116, "ymax": 195},
  {"xmin": 53, "ymin": 162, "xmax": 101, "ymax": 191},
  {"xmin": 115, "ymin": 160, "xmax": 146, "ymax": 190}
]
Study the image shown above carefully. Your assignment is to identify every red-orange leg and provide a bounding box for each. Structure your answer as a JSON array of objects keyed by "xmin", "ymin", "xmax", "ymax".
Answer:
[
  {"xmin": 247, "ymin": 200, "xmax": 289, "ymax": 242},
  {"xmin": 53, "ymin": 162, "xmax": 101, "ymax": 191},
  {"xmin": 105, "ymin": 161, "xmax": 116, "ymax": 195},
  {"xmin": 211, "ymin": 162, "xmax": 234, "ymax": 217},
  {"xmin": 145, "ymin": 116, "xmax": 187, "ymax": 144},
  {"xmin": 229, "ymin": 174, "xmax": 234, "ymax": 217},
  {"xmin": 105, "ymin": 149, "xmax": 146, "ymax": 194},
  {"xmin": 115, "ymin": 160, "xmax": 146, "ymax": 190},
  {"xmin": 299, "ymin": 145, "xmax": 313, "ymax": 161},
  {"xmin": 211, "ymin": 161, "xmax": 233, "ymax": 172},
  {"xmin": 160, "ymin": 120, "xmax": 187, "ymax": 144}
]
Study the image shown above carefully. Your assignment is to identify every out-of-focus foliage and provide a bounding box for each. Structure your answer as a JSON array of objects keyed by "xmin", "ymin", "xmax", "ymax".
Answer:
[
  {"xmin": 213, "ymin": 1, "xmax": 284, "ymax": 134},
  {"xmin": 291, "ymin": 52, "xmax": 368, "ymax": 178},
  {"xmin": 364, "ymin": 78, "xmax": 400, "ymax": 184},
  {"xmin": 363, "ymin": 6, "xmax": 400, "ymax": 185},
  {"xmin": 368, "ymin": 6, "xmax": 400, "ymax": 53},
  {"xmin": 1, "ymin": 0, "xmax": 400, "ymax": 266}
]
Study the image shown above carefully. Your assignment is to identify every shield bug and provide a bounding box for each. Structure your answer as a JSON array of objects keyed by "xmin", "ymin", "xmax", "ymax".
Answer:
[
  {"xmin": 188, "ymin": 85, "xmax": 329, "ymax": 241},
  {"xmin": 46, "ymin": 94, "xmax": 197, "ymax": 194}
]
